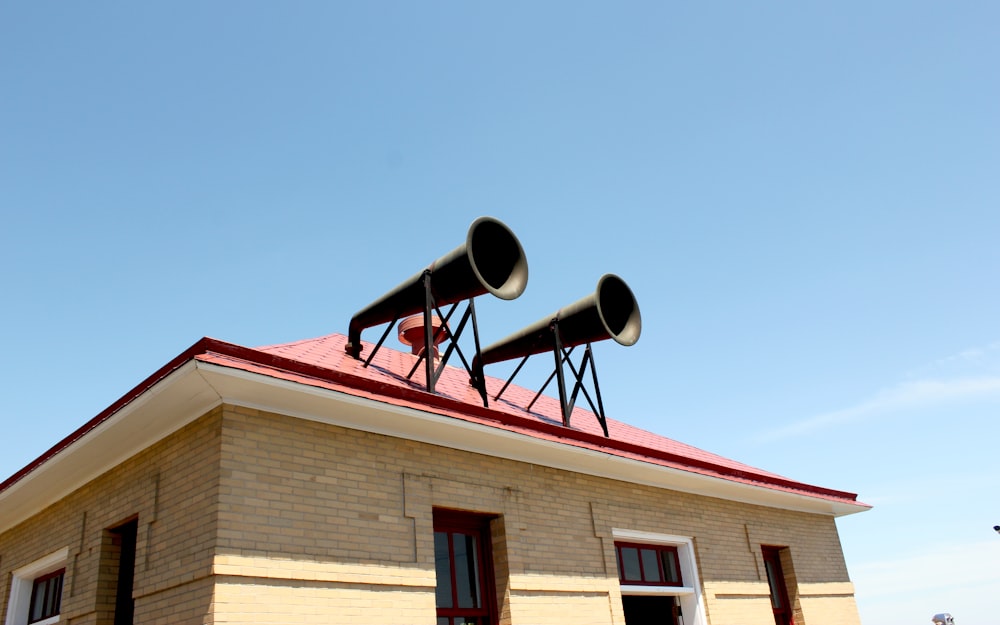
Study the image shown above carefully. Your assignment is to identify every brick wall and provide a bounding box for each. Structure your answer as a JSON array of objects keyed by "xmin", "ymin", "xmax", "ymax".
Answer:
[
  {"xmin": 213, "ymin": 405, "xmax": 861, "ymax": 625},
  {"xmin": 0, "ymin": 407, "xmax": 223, "ymax": 625},
  {"xmin": 1, "ymin": 402, "xmax": 861, "ymax": 625}
]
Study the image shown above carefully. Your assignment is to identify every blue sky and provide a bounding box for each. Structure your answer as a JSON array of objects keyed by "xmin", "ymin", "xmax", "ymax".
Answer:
[{"xmin": 2, "ymin": 3, "xmax": 998, "ymax": 623}]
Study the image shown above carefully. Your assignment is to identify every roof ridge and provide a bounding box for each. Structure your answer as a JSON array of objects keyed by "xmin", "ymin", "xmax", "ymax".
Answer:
[{"xmin": 255, "ymin": 333, "xmax": 341, "ymax": 351}]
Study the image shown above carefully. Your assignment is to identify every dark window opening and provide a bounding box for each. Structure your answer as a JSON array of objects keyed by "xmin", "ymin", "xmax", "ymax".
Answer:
[
  {"xmin": 28, "ymin": 569, "xmax": 64, "ymax": 624},
  {"xmin": 615, "ymin": 542, "xmax": 682, "ymax": 586},
  {"xmin": 104, "ymin": 519, "xmax": 138, "ymax": 625},
  {"xmin": 622, "ymin": 595, "xmax": 680, "ymax": 625},
  {"xmin": 433, "ymin": 509, "xmax": 497, "ymax": 625},
  {"xmin": 763, "ymin": 546, "xmax": 794, "ymax": 625}
]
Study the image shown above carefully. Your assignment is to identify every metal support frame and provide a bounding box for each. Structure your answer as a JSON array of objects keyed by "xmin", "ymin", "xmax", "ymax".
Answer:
[
  {"xmin": 489, "ymin": 320, "xmax": 610, "ymax": 437},
  {"xmin": 362, "ymin": 270, "xmax": 485, "ymax": 400}
]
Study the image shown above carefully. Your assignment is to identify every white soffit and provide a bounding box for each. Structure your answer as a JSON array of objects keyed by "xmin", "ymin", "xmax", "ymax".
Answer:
[{"xmin": 0, "ymin": 361, "xmax": 221, "ymax": 532}]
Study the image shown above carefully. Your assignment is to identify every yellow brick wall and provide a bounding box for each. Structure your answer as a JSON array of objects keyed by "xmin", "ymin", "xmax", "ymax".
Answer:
[
  {"xmin": 0, "ymin": 407, "xmax": 223, "ymax": 625},
  {"xmin": 1, "ymin": 402, "xmax": 862, "ymax": 625},
  {"xmin": 213, "ymin": 405, "xmax": 862, "ymax": 625}
]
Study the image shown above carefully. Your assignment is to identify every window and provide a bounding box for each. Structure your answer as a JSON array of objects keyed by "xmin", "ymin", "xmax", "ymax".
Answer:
[
  {"xmin": 615, "ymin": 542, "xmax": 684, "ymax": 625},
  {"xmin": 5, "ymin": 547, "xmax": 69, "ymax": 625},
  {"xmin": 616, "ymin": 542, "xmax": 682, "ymax": 586},
  {"xmin": 27, "ymin": 570, "xmax": 64, "ymax": 624},
  {"xmin": 433, "ymin": 509, "xmax": 497, "ymax": 625},
  {"xmin": 612, "ymin": 530, "xmax": 706, "ymax": 625}
]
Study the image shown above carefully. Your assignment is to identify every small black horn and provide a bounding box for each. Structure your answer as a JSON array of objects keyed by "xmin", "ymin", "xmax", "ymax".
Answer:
[
  {"xmin": 475, "ymin": 274, "xmax": 640, "ymax": 369},
  {"xmin": 346, "ymin": 217, "xmax": 528, "ymax": 358}
]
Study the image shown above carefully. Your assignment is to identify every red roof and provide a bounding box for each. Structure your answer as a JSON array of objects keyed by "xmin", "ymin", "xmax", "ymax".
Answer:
[
  {"xmin": 1, "ymin": 333, "xmax": 865, "ymax": 508},
  {"xmin": 251, "ymin": 333, "xmax": 779, "ymax": 474},
  {"xmin": 205, "ymin": 333, "xmax": 862, "ymax": 505}
]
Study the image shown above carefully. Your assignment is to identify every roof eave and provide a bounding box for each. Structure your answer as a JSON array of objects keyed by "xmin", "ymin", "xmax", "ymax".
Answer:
[
  {"xmin": 194, "ymin": 360, "xmax": 869, "ymax": 518},
  {"xmin": 0, "ymin": 339, "xmax": 869, "ymax": 533}
]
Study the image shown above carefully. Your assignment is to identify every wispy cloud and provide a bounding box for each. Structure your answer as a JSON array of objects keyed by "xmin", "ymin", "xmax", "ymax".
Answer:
[
  {"xmin": 756, "ymin": 341, "xmax": 1000, "ymax": 442},
  {"xmin": 906, "ymin": 340, "xmax": 1000, "ymax": 378},
  {"xmin": 757, "ymin": 376, "xmax": 1000, "ymax": 442},
  {"xmin": 756, "ymin": 342, "xmax": 1000, "ymax": 441}
]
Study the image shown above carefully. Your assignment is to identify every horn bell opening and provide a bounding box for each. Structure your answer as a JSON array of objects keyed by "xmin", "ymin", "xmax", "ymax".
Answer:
[
  {"xmin": 468, "ymin": 217, "xmax": 528, "ymax": 300},
  {"xmin": 597, "ymin": 274, "xmax": 641, "ymax": 346}
]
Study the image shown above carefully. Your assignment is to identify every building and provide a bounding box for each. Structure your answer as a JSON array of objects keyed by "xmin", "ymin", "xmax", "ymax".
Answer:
[
  {"xmin": 0, "ymin": 328, "xmax": 867, "ymax": 625},
  {"xmin": 0, "ymin": 219, "xmax": 868, "ymax": 624}
]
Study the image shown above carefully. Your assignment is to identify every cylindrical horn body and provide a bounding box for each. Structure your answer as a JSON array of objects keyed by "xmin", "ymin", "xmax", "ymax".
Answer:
[
  {"xmin": 346, "ymin": 217, "xmax": 528, "ymax": 358},
  {"xmin": 477, "ymin": 274, "xmax": 641, "ymax": 368}
]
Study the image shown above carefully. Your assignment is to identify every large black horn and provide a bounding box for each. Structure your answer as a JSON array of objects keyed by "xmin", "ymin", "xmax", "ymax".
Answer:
[
  {"xmin": 476, "ymin": 274, "xmax": 640, "ymax": 368},
  {"xmin": 346, "ymin": 217, "xmax": 528, "ymax": 358}
]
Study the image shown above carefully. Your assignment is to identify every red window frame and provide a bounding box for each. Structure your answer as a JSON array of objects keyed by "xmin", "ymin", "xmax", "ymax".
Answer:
[
  {"xmin": 615, "ymin": 542, "xmax": 683, "ymax": 587},
  {"xmin": 28, "ymin": 568, "xmax": 65, "ymax": 624},
  {"xmin": 433, "ymin": 509, "xmax": 498, "ymax": 625}
]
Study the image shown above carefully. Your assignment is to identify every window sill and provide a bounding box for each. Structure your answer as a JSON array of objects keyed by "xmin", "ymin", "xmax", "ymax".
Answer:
[{"xmin": 620, "ymin": 584, "xmax": 695, "ymax": 596}]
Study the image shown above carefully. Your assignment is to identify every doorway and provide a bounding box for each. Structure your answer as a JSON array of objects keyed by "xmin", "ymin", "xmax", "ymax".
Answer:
[{"xmin": 762, "ymin": 546, "xmax": 794, "ymax": 625}]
